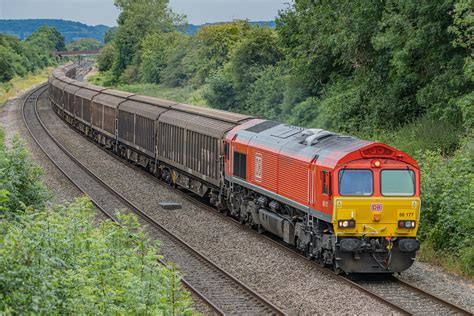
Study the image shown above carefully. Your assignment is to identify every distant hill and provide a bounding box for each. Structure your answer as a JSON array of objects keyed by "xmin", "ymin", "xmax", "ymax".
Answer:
[
  {"xmin": 0, "ymin": 19, "xmax": 110, "ymax": 43},
  {"xmin": 182, "ymin": 21, "xmax": 276, "ymax": 35}
]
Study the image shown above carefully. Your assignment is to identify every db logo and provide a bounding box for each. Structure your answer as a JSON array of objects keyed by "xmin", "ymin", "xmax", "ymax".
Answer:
[{"xmin": 371, "ymin": 203, "xmax": 383, "ymax": 212}]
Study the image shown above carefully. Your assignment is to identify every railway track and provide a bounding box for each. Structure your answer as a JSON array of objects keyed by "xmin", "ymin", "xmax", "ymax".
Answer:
[
  {"xmin": 33, "ymin": 73, "xmax": 473, "ymax": 315},
  {"xmin": 82, "ymin": 137, "xmax": 471, "ymax": 316},
  {"xmin": 354, "ymin": 276, "xmax": 473, "ymax": 315},
  {"xmin": 22, "ymin": 84, "xmax": 286, "ymax": 316}
]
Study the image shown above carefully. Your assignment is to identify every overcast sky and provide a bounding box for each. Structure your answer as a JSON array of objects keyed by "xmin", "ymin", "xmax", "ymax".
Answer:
[{"xmin": 0, "ymin": 0, "xmax": 290, "ymax": 26}]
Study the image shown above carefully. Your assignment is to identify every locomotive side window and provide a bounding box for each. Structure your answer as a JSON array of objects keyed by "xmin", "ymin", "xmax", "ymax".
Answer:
[
  {"xmin": 381, "ymin": 170, "xmax": 415, "ymax": 196},
  {"xmin": 322, "ymin": 171, "xmax": 328, "ymax": 195},
  {"xmin": 233, "ymin": 152, "xmax": 247, "ymax": 180},
  {"xmin": 321, "ymin": 171, "xmax": 332, "ymax": 195},
  {"xmin": 339, "ymin": 169, "xmax": 373, "ymax": 196}
]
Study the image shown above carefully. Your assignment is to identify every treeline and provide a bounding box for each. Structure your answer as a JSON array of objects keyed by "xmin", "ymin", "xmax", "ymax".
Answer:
[
  {"xmin": 0, "ymin": 26, "xmax": 64, "ymax": 82},
  {"xmin": 98, "ymin": 0, "xmax": 472, "ymax": 274},
  {"xmin": 66, "ymin": 38, "xmax": 103, "ymax": 52},
  {"xmin": 99, "ymin": 0, "xmax": 472, "ymax": 137},
  {"xmin": 0, "ymin": 130, "xmax": 194, "ymax": 314}
]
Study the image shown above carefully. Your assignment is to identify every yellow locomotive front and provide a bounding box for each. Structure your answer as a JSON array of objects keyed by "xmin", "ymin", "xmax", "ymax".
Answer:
[{"xmin": 332, "ymin": 153, "xmax": 421, "ymax": 273}]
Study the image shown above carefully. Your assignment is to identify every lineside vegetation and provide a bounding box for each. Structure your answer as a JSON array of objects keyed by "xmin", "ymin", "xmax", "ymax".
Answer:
[{"xmin": 0, "ymin": 128, "xmax": 194, "ymax": 314}]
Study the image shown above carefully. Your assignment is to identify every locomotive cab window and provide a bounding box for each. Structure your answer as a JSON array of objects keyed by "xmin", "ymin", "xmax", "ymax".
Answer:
[
  {"xmin": 339, "ymin": 169, "xmax": 373, "ymax": 196},
  {"xmin": 224, "ymin": 142, "xmax": 229, "ymax": 161},
  {"xmin": 233, "ymin": 152, "xmax": 247, "ymax": 180},
  {"xmin": 381, "ymin": 169, "xmax": 415, "ymax": 196}
]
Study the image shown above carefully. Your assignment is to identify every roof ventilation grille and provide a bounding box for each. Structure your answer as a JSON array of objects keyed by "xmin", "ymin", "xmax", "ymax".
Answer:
[{"xmin": 302, "ymin": 129, "xmax": 335, "ymax": 146}]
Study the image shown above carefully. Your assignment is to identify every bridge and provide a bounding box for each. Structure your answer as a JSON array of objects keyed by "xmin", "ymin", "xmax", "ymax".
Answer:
[{"xmin": 55, "ymin": 50, "xmax": 100, "ymax": 59}]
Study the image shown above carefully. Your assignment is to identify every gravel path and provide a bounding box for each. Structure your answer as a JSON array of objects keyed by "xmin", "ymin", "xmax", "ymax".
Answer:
[{"xmin": 37, "ymin": 88, "xmax": 397, "ymax": 314}]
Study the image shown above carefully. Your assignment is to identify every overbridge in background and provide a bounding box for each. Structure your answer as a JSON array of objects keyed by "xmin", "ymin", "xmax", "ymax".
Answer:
[{"xmin": 55, "ymin": 50, "xmax": 100, "ymax": 59}]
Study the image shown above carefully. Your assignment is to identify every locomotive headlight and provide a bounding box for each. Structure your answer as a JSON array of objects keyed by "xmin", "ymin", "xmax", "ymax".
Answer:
[{"xmin": 338, "ymin": 220, "xmax": 356, "ymax": 228}]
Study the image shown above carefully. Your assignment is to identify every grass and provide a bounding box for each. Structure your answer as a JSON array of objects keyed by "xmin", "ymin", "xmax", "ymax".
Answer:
[
  {"xmin": 417, "ymin": 242, "xmax": 473, "ymax": 280},
  {"xmin": 0, "ymin": 68, "xmax": 53, "ymax": 105},
  {"xmin": 88, "ymin": 72, "xmax": 209, "ymax": 107},
  {"xmin": 116, "ymin": 83, "xmax": 209, "ymax": 107}
]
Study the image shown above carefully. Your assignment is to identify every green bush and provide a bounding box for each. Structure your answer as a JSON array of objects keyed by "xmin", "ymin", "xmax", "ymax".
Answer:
[
  {"xmin": 417, "ymin": 139, "xmax": 474, "ymax": 275},
  {"xmin": 0, "ymin": 131, "xmax": 49, "ymax": 215},
  {"xmin": 0, "ymin": 198, "xmax": 194, "ymax": 314},
  {"xmin": 97, "ymin": 44, "xmax": 116, "ymax": 72},
  {"xmin": 0, "ymin": 129, "xmax": 194, "ymax": 313}
]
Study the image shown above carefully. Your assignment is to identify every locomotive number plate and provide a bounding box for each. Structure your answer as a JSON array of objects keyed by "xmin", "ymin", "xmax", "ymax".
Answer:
[
  {"xmin": 371, "ymin": 203, "xmax": 383, "ymax": 212},
  {"xmin": 398, "ymin": 211, "xmax": 416, "ymax": 219}
]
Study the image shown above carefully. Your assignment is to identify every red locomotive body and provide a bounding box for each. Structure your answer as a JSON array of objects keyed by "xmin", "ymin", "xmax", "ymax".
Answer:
[{"xmin": 224, "ymin": 120, "xmax": 421, "ymax": 273}]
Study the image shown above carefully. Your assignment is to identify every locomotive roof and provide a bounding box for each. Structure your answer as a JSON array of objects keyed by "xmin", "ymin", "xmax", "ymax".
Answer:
[{"xmin": 234, "ymin": 120, "xmax": 373, "ymax": 169}]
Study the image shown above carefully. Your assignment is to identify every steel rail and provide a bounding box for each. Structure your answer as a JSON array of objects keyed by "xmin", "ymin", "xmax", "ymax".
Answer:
[
  {"xmin": 393, "ymin": 277, "xmax": 473, "ymax": 315},
  {"xmin": 22, "ymin": 84, "xmax": 285, "ymax": 316}
]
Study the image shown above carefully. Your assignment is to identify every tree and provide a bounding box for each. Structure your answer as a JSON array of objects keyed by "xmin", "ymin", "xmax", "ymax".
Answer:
[
  {"xmin": 139, "ymin": 32, "xmax": 183, "ymax": 83},
  {"xmin": 192, "ymin": 21, "xmax": 251, "ymax": 84},
  {"xmin": 66, "ymin": 38, "xmax": 103, "ymax": 52},
  {"xmin": 112, "ymin": 0, "xmax": 180, "ymax": 77},
  {"xmin": 97, "ymin": 44, "xmax": 115, "ymax": 72}
]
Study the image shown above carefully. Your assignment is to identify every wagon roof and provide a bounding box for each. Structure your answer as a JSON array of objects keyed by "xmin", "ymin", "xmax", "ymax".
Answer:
[
  {"xmin": 75, "ymin": 86, "xmax": 105, "ymax": 100},
  {"xmin": 93, "ymin": 93, "xmax": 127, "ymax": 108},
  {"xmin": 63, "ymin": 82, "xmax": 84, "ymax": 94},
  {"xmin": 102, "ymin": 89, "xmax": 135, "ymax": 99},
  {"xmin": 159, "ymin": 109, "xmax": 237, "ymax": 138},
  {"xmin": 119, "ymin": 100, "xmax": 168, "ymax": 119},
  {"xmin": 172, "ymin": 103, "xmax": 252, "ymax": 124},
  {"xmin": 129, "ymin": 95, "xmax": 177, "ymax": 109}
]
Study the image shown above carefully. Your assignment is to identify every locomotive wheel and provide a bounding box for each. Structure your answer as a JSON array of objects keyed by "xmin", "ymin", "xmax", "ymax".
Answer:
[{"xmin": 257, "ymin": 225, "xmax": 264, "ymax": 234}]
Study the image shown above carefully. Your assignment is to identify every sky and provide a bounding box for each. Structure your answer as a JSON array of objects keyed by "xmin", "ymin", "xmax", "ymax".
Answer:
[{"xmin": 0, "ymin": 0, "xmax": 290, "ymax": 26}]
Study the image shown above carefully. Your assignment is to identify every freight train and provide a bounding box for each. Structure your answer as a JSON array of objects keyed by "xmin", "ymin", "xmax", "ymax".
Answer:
[{"xmin": 48, "ymin": 64, "xmax": 421, "ymax": 274}]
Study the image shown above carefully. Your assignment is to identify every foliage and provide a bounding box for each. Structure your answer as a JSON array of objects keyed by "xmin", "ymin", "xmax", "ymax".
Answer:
[
  {"xmin": 0, "ymin": 199, "xmax": 194, "ymax": 314},
  {"xmin": 139, "ymin": 32, "xmax": 184, "ymax": 84},
  {"xmin": 112, "ymin": 0, "xmax": 181, "ymax": 77},
  {"xmin": 416, "ymin": 139, "xmax": 474, "ymax": 275},
  {"xmin": 0, "ymin": 67, "xmax": 53, "ymax": 105},
  {"xmin": 0, "ymin": 26, "xmax": 64, "ymax": 83},
  {"xmin": 97, "ymin": 44, "xmax": 116, "ymax": 72},
  {"xmin": 66, "ymin": 38, "xmax": 103, "ymax": 52},
  {"xmin": 0, "ymin": 131, "xmax": 49, "ymax": 214},
  {"xmin": 0, "ymin": 130, "xmax": 194, "ymax": 312}
]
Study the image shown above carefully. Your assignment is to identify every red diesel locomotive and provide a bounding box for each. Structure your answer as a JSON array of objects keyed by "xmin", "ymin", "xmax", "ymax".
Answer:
[{"xmin": 50, "ymin": 65, "xmax": 421, "ymax": 274}]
